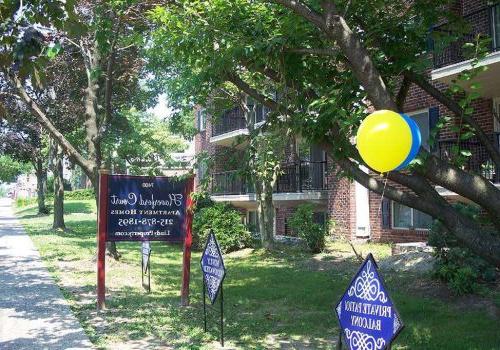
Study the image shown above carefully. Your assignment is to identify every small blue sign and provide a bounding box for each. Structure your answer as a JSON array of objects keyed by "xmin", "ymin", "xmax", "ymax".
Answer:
[
  {"xmin": 335, "ymin": 254, "xmax": 403, "ymax": 350},
  {"xmin": 107, "ymin": 175, "xmax": 187, "ymax": 241},
  {"xmin": 200, "ymin": 231, "xmax": 226, "ymax": 304}
]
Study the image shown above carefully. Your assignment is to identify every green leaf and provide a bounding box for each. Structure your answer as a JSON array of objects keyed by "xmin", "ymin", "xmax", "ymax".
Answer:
[
  {"xmin": 46, "ymin": 43, "xmax": 62, "ymax": 59},
  {"xmin": 460, "ymin": 150, "xmax": 472, "ymax": 157}
]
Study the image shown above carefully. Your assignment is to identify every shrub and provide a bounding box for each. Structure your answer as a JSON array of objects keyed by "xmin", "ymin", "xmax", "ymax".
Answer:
[
  {"xmin": 193, "ymin": 202, "xmax": 251, "ymax": 253},
  {"xmin": 64, "ymin": 189, "xmax": 95, "ymax": 200},
  {"xmin": 47, "ymin": 176, "xmax": 72, "ymax": 192},
  {"xmin": 15, "ymin": 197, "xmax": 38, "ymax": 208},
  {"xmin": 288, "ymin": 203, "xmax": 326, "ymax": 253},
  {"xmin": 429, "ymin": 203, "xmax": 497, "ymax": 295}
]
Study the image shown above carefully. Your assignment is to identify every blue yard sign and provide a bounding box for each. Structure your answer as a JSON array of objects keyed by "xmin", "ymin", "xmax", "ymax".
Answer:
[
  {"xmin": 335, "ymin": 254, "xmax": 404, "ymax": 350},
  {"xmin": 106, "ymin": 175, "xmax": 187, "ymax": 242},
  {"xmin": 200, "ymin": 231, "xmax": 226, "ymax": 304}
]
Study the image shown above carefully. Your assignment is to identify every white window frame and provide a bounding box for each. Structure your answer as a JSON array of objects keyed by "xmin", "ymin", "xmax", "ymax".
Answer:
[
  {"xmin": 407, "ymin": 108, "xmax": 430, "ymax": 149},
  {"xmin": 493, "ymin": 98, "xmax": 500, "ymax": 133},
  {"xmin": 247, "ymin": 210, "xmax": 260, "ymax": 234},
  {"xmin": 391, "ymin": 201, "xmax": 431, "ymax": 231},
  {"xmin": 492, "ymin": 4, "xmax": 500, "ymax": 50},
  {"xmin": 197, "ymin": 109, "xmax": 206, "ymax": 132}
]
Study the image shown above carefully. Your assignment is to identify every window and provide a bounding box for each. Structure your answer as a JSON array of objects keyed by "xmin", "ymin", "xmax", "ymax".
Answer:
[
  {"xmin": 392, "ymin": 202, "xmax": 432, "ymax": 230},
  {"xmin": 247, "ymin": 211, "xmax": 260, "ymax": 234},
  {"xmin": 494, "ymin": 98, "xmax": 500, "ymax": 133},
  {"xmin": 492, "ymin": 4, "xmax": 500, "ymax": 50},
  {"xmin": 313, "ymin": 212, "xmax": 327, "ymax": 227},
  {"xmin": 255, "ymin": 104, "xmax": 269, "ymax": 124},
  {"xmin": 197, "ymin": 161, "xmax": 207, "ymax": 182},
  {"xmin": 197, "ymin": 109, "xmax": 206, "ymax": 131},
  {"xmin": 408, "ymin": 110, "xmax": 430, "ymax": 149}
]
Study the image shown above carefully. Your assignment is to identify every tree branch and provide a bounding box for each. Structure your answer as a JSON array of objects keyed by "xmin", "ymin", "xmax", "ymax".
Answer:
[
  {"xmin": 404, "ymin": 70, "xmax": 500, "ymax": 169},
  {"xmin": 0, "ymin": 91, "xmax": 21, "ymax": 99},
  {"xmin": 226, "ymin": 72, "xmax": 293, "ymax": 116},
  {"xmin": 396, "ymin": 75, "xmax": 411, "ymax": 112},
  {"xmin": 272, "ymin": 0, "xmax": 397, "ymax": 110},
  {"xmin": 286, "ymin": 47, "xmax": 338, "ymax": 56},
  {"xmin": 9, "ymin": 72, "xmax": 94, "ymax": 177},
  {"xmin": 421, "ymin": 151, "xmax": 500, "ymax": 229},
  {"xmin": 101, "ymin": 18, "xmax": 123, "ymax": 139},
  {"xmin": 271, "ymin": 0, "xmax": 325, "ymax": 30}
]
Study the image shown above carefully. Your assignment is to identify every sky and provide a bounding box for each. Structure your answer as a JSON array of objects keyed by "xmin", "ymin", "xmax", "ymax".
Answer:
[{"xmin": 148, "ymin": 94, "xmax": 195, "ymax": 158}]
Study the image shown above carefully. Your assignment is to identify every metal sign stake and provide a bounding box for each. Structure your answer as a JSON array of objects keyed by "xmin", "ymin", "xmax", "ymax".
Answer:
[
  {"xmin": 200, "ymin": 231, "xmax": 226, "ymax": 348},
  {"xmin": 220, "ymin": 283, "xmax": 224, "ymax": 347},
  {"xmin": 334, "ymin": 253, "xmax": 404, "ymax": 350},
  {"xmin": 141, "ymin": 246, "xmax": 151, "ymax": 293},
  {"xmin": 203, "ymin": 280, "xmax": 207, "ymax": 332}
]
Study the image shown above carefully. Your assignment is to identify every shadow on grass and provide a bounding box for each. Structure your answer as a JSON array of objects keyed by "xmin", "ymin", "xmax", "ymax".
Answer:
[
  {"xmin": 64, "ymin": 201, "xmax": 95, "ymax": 214},
  {"xmin": 16, "ymin": 203, "xmax": 500, "ymax": 349}
]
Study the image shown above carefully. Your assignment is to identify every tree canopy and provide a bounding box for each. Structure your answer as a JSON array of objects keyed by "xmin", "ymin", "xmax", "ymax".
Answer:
[{"xmin": 146, "ymin": 0, "xmax": 500, "ymax": 266}]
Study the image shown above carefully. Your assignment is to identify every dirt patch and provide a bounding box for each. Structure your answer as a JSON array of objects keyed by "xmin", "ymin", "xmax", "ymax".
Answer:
[
  {"xmin": 227, "ymin": 248, "xmax": 254, "ymax": 259},
  {"xmin": 378, "ymin": 251, "xmax": 434, "ymax": 274},
  {"xmin": 108, "ymin": 337, "xmax": 173, "ymax": 350}
]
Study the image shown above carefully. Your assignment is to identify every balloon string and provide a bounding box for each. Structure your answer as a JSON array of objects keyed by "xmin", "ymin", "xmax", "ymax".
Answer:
[{"xmin": 377, "ymin": 172, "xmax": 390, "ymax": 218}]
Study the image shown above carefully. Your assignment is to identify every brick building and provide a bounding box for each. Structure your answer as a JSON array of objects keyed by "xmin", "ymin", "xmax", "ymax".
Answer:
[{"xmin": 194, "ymin": 0, "xmax": 500, "ymax": 242}]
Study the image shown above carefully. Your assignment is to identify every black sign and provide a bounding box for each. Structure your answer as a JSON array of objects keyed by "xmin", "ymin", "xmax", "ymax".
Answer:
[
  {"xmin": 200, "ymin": 231, "xmax": 226, "ymax": 304},
  {"xmin": 335, "ymin": 254, "xmax": 404, "ymax": 350},
  {"xmin": 106, "ymin": 175, "xmax": 187, "ymax": 241}
]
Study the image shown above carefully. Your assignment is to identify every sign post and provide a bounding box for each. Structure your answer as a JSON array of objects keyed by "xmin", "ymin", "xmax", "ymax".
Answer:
[
  {"xmin": 96, "ymin": 173, "xmax": 194, "ymax": 309},
  {"xmin": 334, "ymin": 253, "xmax": 404, "ymax": 350},
  {"xmin": 141, "ymin": 241, "xmax": 151, "ymax": 293},
  {"xmin": 97, "ymin": 169, "xmax": 109, "ymax": 310},
  {"xmin": 181, "ymin": 177, "xmax": 194, "ymax": 306},
  {"xmin": 200, "ymin": 230, "xmax": 226, "ymax": 347}
]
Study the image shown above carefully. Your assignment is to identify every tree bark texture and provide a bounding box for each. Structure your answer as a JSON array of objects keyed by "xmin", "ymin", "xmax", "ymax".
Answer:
[
  {"xmin": 258, "ymin": 186, "xmax": 275, "ymax": 250},
  {"xmin": 34, "ymin": 158, "xmax": 48, "ymax": 215},
  {"xmin": 52, "ymin": 143, "xmax": 66, "ymax": 230}
]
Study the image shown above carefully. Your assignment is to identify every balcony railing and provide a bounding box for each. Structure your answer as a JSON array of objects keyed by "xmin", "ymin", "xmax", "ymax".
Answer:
[
  {"xmin": 275, "ymin": 161, "xmax": 328, "ymax": 192},
  {"xmin": 438, "ymin": 133, "xmax": 500, "ymax": 183},
  {"xmin": 433, "ymin": 5, "xmax": 500, "ymax": 69},
  {"xmin": 211, "ymin": 170, "xmax": 250, "ymax": 195},
  {"xmin": 211, "ymin": 160, "xmax": 328, "ymax": 196},
  {"xmin": 211, "ymin": 107, "xmax": 247, "ymax": 137}
]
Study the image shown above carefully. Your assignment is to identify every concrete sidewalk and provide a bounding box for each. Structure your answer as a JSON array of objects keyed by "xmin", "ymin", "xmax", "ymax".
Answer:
[{"xmin": 0, "ymin": 198, "xmax": 93, "ymax": 349}]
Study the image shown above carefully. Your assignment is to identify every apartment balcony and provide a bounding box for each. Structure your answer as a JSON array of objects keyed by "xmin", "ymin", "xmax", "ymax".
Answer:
[
  {"xmin": 210, "ymin": 105, "xmax": 269, "ymax": 147},
  {"xmin": 431, "ymin": 5, "xmax": 500, "ymax": 98},
  {"xmin": 210, "ymin": 107, "xmax": 248, "ymax": 147},
  {"xmin": 435, "ymin": 133, "xmax": 500, "ymax": 197},
  {"xmin": 210, "ymin": 161, "xmax": 328, "ymax": 207}
]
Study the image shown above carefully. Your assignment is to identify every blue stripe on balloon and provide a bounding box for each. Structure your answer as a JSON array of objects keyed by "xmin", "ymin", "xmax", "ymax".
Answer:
[{"xmin": 396, "ymin": 114, "xmax": 422, "ymax": 170}]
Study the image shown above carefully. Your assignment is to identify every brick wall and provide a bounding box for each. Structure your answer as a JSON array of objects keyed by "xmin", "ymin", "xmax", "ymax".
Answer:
[
  {"xmin": 194, "ymin": 108, "xmax": 214, "ymax": 189},
  {"xmin": 275, "ymin": 207, "xmax": 296, "ymax": 236},
  {"xmin": 462, "ymin": 0, "xmax": 488, "ymax": 16},
  {"xmin": 369, "ymin": 191, "xmax": 429, "ymax": 243},
  {"xmin": 403, "ymin": 81, "xmax": 494, "ymax": 140},
  {"xmin": 367, "ymin": 0, "xmax": 497, "ymax": 243},
  {"xmin": 326, "ymin": 162, "xmax": 356, "ymax": 239}
]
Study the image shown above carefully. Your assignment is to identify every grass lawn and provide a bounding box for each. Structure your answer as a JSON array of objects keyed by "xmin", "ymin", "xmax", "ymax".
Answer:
[{"xmin": 16, "ymin": 200, "xmax": 500, "ymax": 349}]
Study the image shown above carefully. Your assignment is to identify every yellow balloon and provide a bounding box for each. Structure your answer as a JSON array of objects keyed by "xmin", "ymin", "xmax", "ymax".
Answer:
[{"xmin": 356, "ymin": 110, "xmax": 413, "ymax": 173}]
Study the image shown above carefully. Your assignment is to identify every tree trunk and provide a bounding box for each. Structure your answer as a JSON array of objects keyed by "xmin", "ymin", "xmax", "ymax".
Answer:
[
  {"xmin": 34, "ymin": 158, "xmax": 48, "ymax": 215},
  {"xmin": 52, "ymin": 144, "xmax": 66, "ymax": 230},
  {"xmin": 8, "ymin": 41, "xmax": 121, "ymax": 259},
  {"xmin": 92, "ymin": 172, "xmax": 121, "ymax": 260},
  {"xmin": 257, "ymin": 183, "xmax": 275, "ymax": 250}
]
